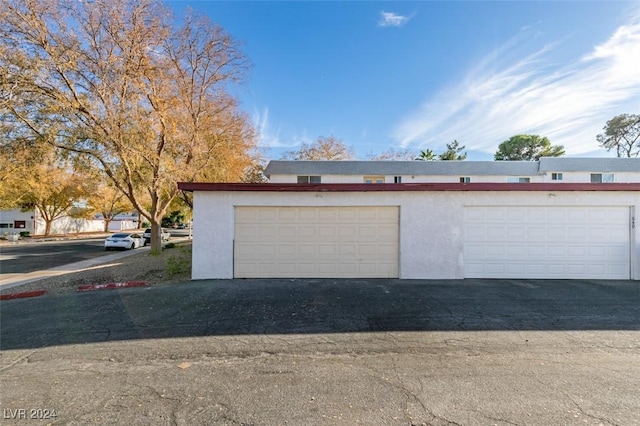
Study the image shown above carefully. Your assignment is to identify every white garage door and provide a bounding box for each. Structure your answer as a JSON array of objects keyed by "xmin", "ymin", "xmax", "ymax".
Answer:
[
  {"xmin": 464, "ymin": 206, "xmax": 630, "ymax": 279},
  {"xmin": 234, "ymin": 206, "xmax": 399, "ymax": 278}
]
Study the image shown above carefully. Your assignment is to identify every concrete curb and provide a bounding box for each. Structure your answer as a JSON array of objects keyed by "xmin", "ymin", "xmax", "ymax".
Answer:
[
  {"xmin": 76, "ymin": 281, "xmax": 148, "ymax": 292},
  {"xmin": 0, "ymin": 290, "xmax": 47, "ymax": 301}
]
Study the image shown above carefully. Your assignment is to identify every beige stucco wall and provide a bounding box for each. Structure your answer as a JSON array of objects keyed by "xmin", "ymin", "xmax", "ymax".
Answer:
[{"xmin": 192, "ymin": 190, "xmax": 640, "ymax": 280}]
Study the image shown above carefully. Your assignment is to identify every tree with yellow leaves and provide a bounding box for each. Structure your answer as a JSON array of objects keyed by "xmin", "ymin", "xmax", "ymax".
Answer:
[{"xmin": 1, "ymin": 0, "xmax": 257, "ymax": 252}]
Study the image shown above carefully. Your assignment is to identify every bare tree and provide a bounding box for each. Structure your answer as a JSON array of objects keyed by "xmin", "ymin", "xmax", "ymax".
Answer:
[
  {"xmin": 282, "ymin": 135, "xmax": 354, "ymax": 160},
  {"xmin": 367, "ymin": 147, "xmax": 418, "ymax": 161},
  {"xmin": 0, "ymin": 0, "xmax": 256, "ymax": 252}
]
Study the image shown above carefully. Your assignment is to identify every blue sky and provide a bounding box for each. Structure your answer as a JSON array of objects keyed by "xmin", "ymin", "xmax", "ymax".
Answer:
[{"xmin": 168, "ymin": 1, "xmax": 640, "ymax": 160}]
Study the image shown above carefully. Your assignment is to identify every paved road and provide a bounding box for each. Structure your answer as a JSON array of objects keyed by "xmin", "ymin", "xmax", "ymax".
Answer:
[
  {"xmin": 0, "ymin": 239, "xmax": 108, "ymax": 274},
  {"xmin": 1, "ymin": 278, "xmax": 639, "ymax": 425},
  {"xmin": 0, "ymin": 230, "xmax": 190, "ymax": 275}
]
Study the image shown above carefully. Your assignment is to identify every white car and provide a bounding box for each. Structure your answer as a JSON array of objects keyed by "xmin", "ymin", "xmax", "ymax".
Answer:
[
  {"xmin": 143, "ymin": 228, "xmax": 171, "ymax": 244},
  {"xmin": 104, "ymin": 233, "xmax": 146, "ymax": 251}
]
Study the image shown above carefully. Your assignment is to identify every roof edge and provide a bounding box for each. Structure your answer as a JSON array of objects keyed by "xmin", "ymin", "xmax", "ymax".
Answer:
[{"xmin": 178, "ymin": 182, "xmax": 640, "ymax": 192}]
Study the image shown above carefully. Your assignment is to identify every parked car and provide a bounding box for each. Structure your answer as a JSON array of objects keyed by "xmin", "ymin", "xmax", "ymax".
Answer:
[
  {"xmin": 104, "ymin": 233, "xmax": 146, "ymax": 251},
  {"xmin": 143, "ymin": 228, "xmax": 171, "ymax": 243}
]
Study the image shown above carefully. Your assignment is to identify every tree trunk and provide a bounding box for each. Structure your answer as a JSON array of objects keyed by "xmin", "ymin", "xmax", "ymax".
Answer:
[
  {"xmin": 44, "ymin": 220, "xmax": 52, "ymax": 236},
  {"xmin": 149, "ymin": 220, "xmax": 163, "ymax": 254},
  {"xmin": 104, "ymin": 219, "xmax": 111, "ymax": 233}
]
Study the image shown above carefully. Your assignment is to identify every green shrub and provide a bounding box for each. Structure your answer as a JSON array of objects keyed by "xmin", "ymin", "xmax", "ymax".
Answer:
[
  {"xmin": 19, "ymin": 231, "xmax": 30, "ymax": 237},
  {"xmin": 166, "ymin": 248, "xmax": 191, "ymax": 278},
  {"xmin": 164, "ymin": 242, "xmax": 176, "ymax": 249}
]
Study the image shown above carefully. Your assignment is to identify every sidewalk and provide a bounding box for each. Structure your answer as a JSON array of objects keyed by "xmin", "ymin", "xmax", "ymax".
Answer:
[
  {"xmin": 0, "ymin": 246, "xmax": 149, "ymax": 290},
  {"xmin": 0, "ymin": 236, "xmax": 191, "ymax": 291}
]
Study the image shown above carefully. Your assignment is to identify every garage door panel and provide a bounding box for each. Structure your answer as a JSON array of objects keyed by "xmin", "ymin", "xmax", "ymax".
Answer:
[
  {"xmin": 527, "ymin": 245, "xmax": 546, "ymax": 257},
  {"xmin": 235, "ymin": 206, "xmax": 399, "ymax": 278},
  {"xmin": 318, "ymin": 263, "xmax": 336, "ymax": 274},
  {"xmin": 298, "ymin": 227, "xmax": 315, "ymax": 238},
  {"xmin": 507, "ymin": 245, "xmax": 527, "ymax": 256},
  {"xmin": 278, "ymin": 264, "xmax": 295, "ymax": 274},
  {"xmin": 257, "ymin": 209, "xmax": 278, "ymax": 221},
  {"xmin": 259, "ymin": 227, "xmax": 278, "ymax": 238},
  {"xmin": 548, "ymin": 245, "xmax": 565, "ymax": 256},
  {"xmin": 608, "ymin": 244, "xmax": 629, "ymax": 257},
  {"xmin": 358, "ymin": 226, "xmax": 378, "ymax": 238},
  {"xmin": 357, "ymin": 244, "xmax": 376, "ymax": 256},
  {"xmin": 279, "ymin": 226, "xmax": 297, "ymax": 239},
  {"xmin": 278, "ymin": 245, "xmax": 296, "ymax": 256},
  {"xmin": 338, "ymin": 209, "xmax": 358, "ymax": 221},
  {"xmin": 318, "ymin": 226, "xmax": 336, "ymax": 239},
  {"xmin": 527, "ymin": 227, "xmax": 546, "ymax": 241},
  {"xmin": 485, "ymin": 244, "xmax": 505, "ymax": 256},
  {"xmin": 298, "ymin": 245, "xmax": 316, "ymax": 256},
  {"xmin": 464, "ymin": 206, "xmax": 630, "ymax": 279},
  {"xmin": 566, "ymin": 227, "xmax": 587, "ymax": 240},
  {"xmin": 607, "ymin": 228, "xmax": 629, "ymax": 240},
  {"xmin": 237, "ymin": 225, "xmax": 259, "ymax": 239},
  {"xmin": 338, "ymin": 227, "xmax": 357, "ymax": 238},
  {"xmin": 357, "ymin": 209, "xmax": 377, "ymax": 221},
  {"xmin": 378, "ymin": 208, "xmax": 400, "ymax": 221},
  {"xmin": 318, "ymin": 245, "xmax": 336, "ymax": 256},
  {"xmin": 235, "ymin": 243, "xmax": 256, "ymax": 257},
  {"xmin": 378, "ymin": 244, "xmax": 398, "ymax": 256}
]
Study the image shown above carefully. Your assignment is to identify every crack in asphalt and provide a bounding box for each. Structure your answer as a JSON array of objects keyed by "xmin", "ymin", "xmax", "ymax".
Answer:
[
  {"xmin": 0, "ymin": 337, "xmax": 58, "ymax": 373},
  {"xmin": 563, "ymin": 392, "xmax": 620, "ymax": 426},
  {"xmin": 468, "ymin": 408, "xmax": 521, "ymax": 425}
]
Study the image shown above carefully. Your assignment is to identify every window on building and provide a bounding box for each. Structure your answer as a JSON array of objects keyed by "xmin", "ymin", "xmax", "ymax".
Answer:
[
  {"xmin": 507, "ymin": 177, "xmax": 531, "ymax": 183},
  {"xmin": 364, "ymin": 176, "xmax": 385, "ymax": 184},
  {"xmin": 297, "ymin": 175, "xmax": 321, "ymax": 184},
  {"xmin": 551, "ymin": 172, "xmax": 563, "ymax": 181},
  {"xmin": 590, "ymin": 173, "xmax": 614, "ymax": 183},
  {"xmin": 0, "ymin": 223, "xmax": 12, "ymax": 229},
  {"xmin": 459, "ymin": 177, "xmax": 471, "ymax": 183},
  {"xmin": 394, "ymin": 176, "xmax": 402, "ymax": 183}
]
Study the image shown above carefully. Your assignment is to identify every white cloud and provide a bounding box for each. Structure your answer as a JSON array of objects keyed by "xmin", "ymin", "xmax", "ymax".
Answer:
[
  {"xmin": 253, "ymin": 107, "xmax": 284, "ymax": 148},
  {"xmin": 378, "ymin": 11, "xmax": 411, "ymax": 28},
  {"xmin": 393, "ymin": 12, "xmax": 640, "ymax": 156}
]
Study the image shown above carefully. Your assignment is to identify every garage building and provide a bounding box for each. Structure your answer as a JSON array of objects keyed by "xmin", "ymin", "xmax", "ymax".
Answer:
[{"xmin": 178, "ymin": 182, "xmax": 639, "ymax": 281}]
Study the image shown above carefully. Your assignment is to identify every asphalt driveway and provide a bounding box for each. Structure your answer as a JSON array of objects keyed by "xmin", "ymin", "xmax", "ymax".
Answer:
[
  {"xmin": 2, "ymin": 278, "xmax": 638, "ymax": 349},
  {"xmin": 1, "ymin": 278, "xmax": 639, "ymax": 425}
]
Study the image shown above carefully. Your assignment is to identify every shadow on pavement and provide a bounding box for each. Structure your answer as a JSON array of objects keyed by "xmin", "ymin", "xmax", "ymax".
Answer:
[{"xmin": 1, "ymin": 278, "xmax": 639, "ymax": 350}]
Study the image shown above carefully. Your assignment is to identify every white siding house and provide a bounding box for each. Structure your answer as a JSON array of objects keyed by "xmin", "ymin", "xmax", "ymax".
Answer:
[
  {"xmin": 264, "ymin": 158, "xmax": 640, "ymax": 184},
  {"xmin": 0, "ymin": 209, "xmax": 104, "ymax": 236}
]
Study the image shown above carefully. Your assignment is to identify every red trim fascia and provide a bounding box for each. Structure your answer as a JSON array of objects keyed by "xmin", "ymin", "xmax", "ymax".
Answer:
[{"xmin": 178, "ymin": 182, "xmax": 640, "ymax": 192}]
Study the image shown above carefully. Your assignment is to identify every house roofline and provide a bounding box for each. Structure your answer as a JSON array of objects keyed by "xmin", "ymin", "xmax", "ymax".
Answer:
[{"xmin": 177, "ymin": 182, "xmax": 640, "ymax": 192}]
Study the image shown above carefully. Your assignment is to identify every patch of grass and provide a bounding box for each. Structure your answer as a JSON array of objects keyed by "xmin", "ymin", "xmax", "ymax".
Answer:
[{"xmin": 166, "ymin": 247, "xmax": 191, "ymax": 278}]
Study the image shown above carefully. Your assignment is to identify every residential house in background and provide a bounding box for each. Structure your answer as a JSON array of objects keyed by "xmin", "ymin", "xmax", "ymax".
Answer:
[
  {"xmin": 0, "ymin": 209, "xmax": 139, "ymax": 236},
  {"xmin": 264, "ymin": 158, "xmax": 640, "ymax": 184}
]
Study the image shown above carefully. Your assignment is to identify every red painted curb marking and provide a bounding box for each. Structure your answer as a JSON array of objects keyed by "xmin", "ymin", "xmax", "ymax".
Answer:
[
  {"xmin": 76, "ymin": 281, "xmax": 148, "ymax": 292},
  {"xmin": 0, "ymin": 290, "xmax": 47, "ymax": 300}
]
